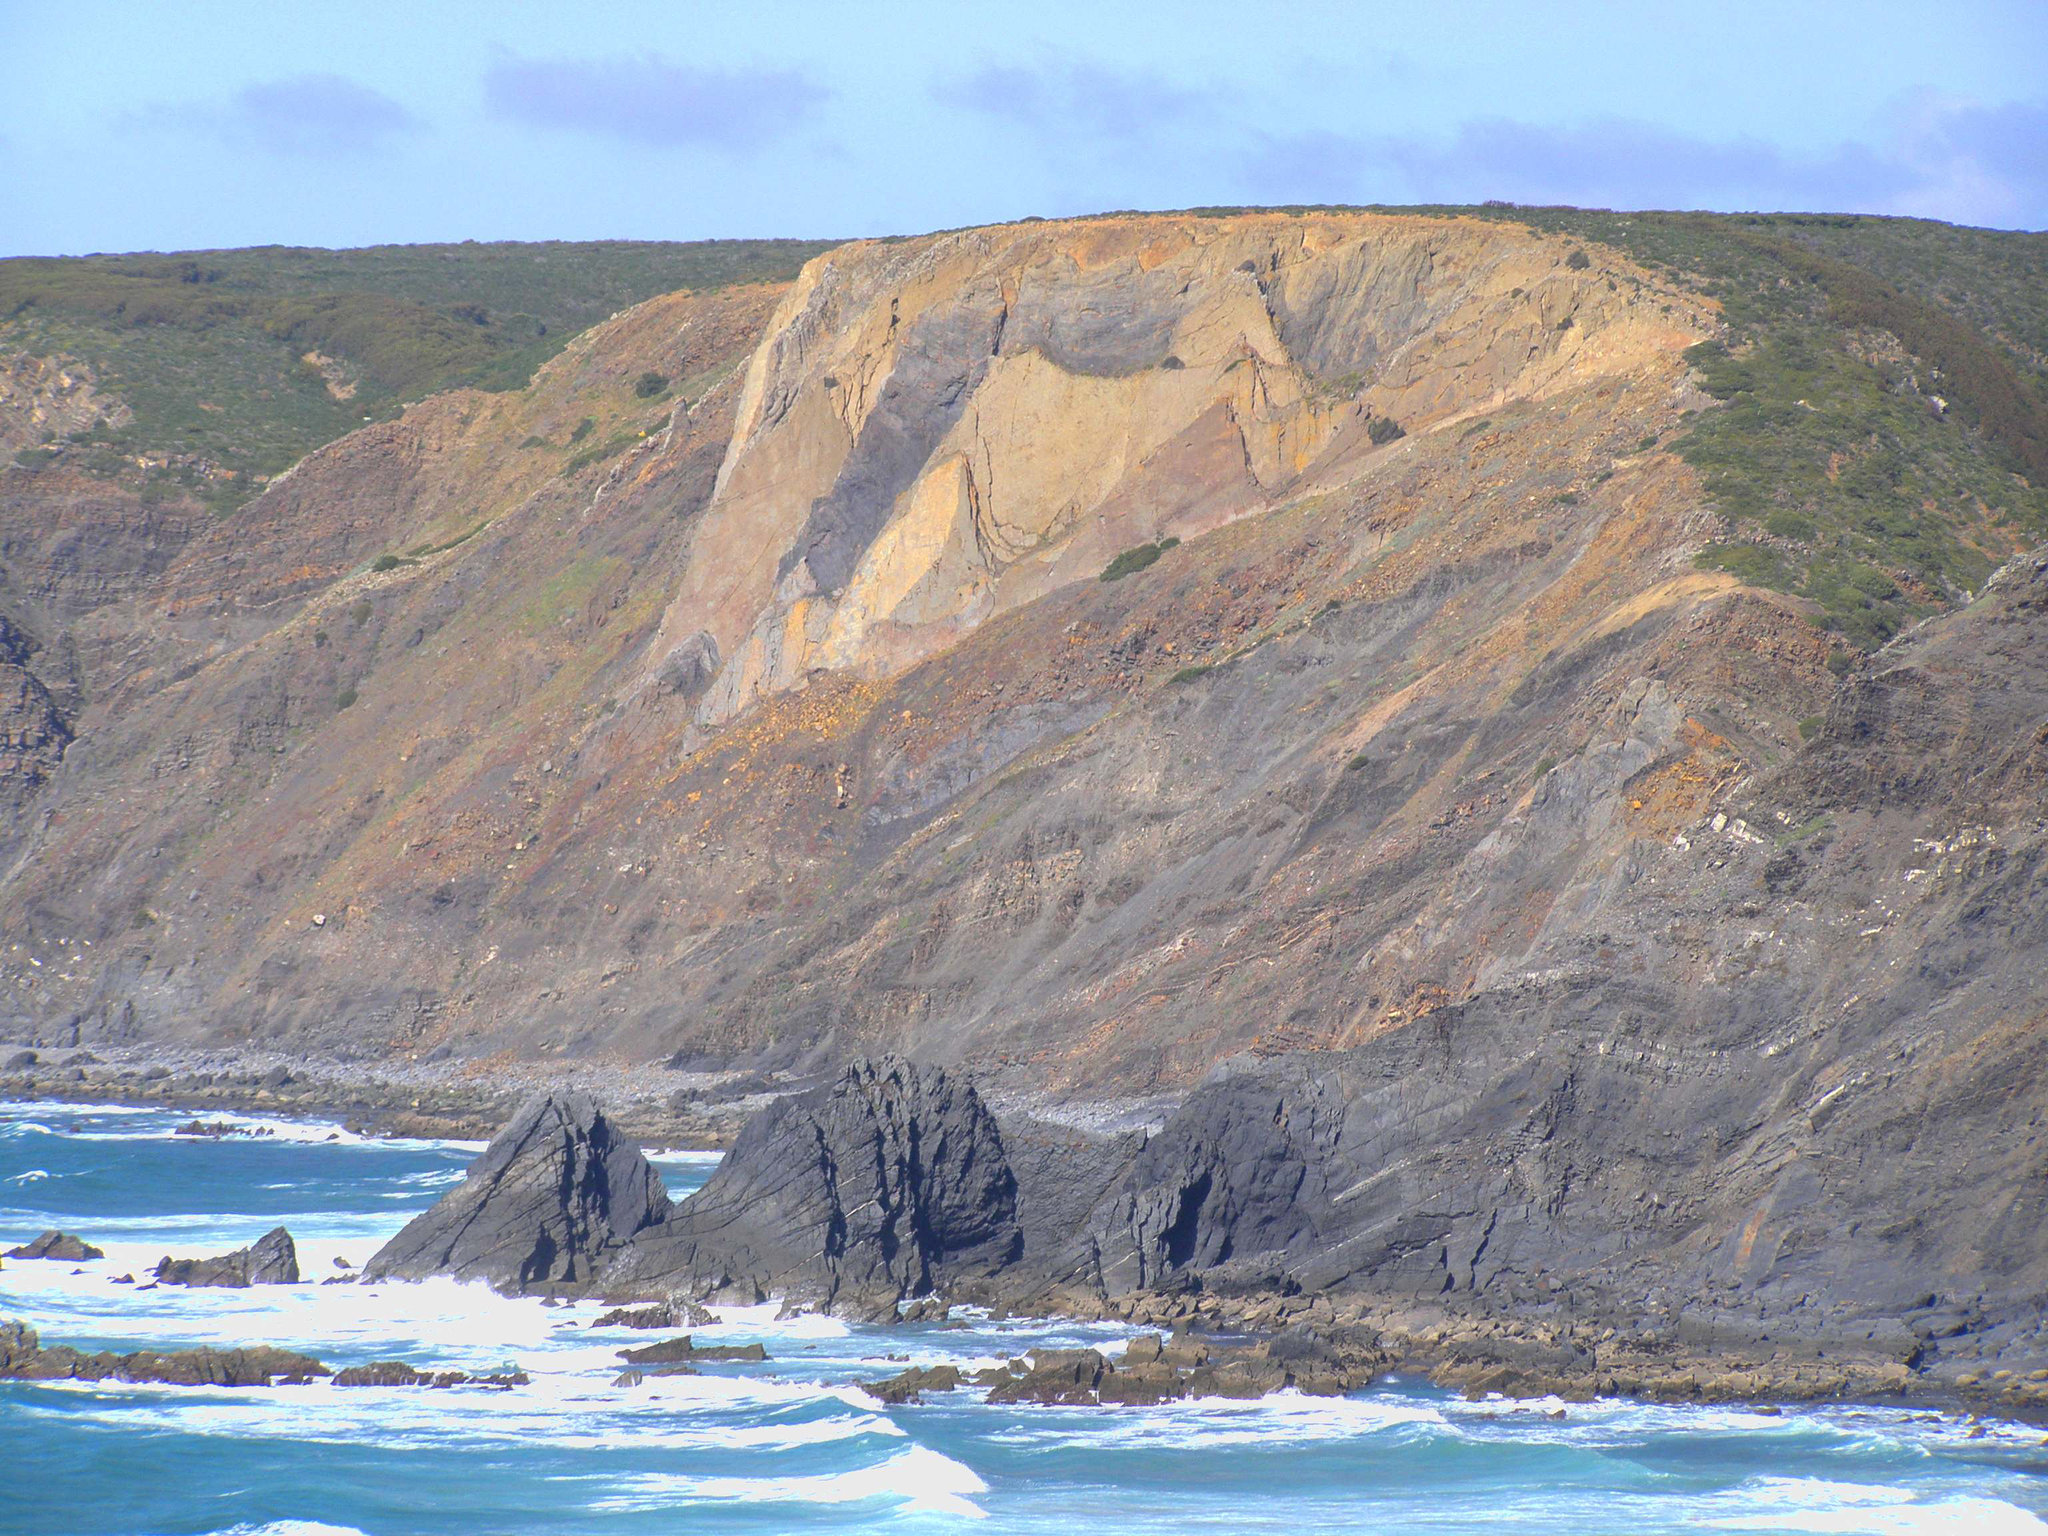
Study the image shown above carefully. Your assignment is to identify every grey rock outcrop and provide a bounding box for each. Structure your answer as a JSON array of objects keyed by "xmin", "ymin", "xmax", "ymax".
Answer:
[
  {"xmin": 364, "ymin": 1091, "xmax": 669, "ymax": 1294},
  {"xmin": 602, "ymin": 1057, "xmax": 1021, "ymax": 1310},
  {"xmin": 156, "ymin": 1226, "xmax": 299, "ymax": 1287},
  {"xmin": 5, "ymin": 1230, "xmax": 103, "ymax": 1262}
]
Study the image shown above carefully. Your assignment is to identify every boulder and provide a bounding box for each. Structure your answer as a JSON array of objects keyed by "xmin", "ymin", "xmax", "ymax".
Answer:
[
  {"xmin": 155, "ymin": 1226, "xmax": 299, "ymax": 1287},
  {"xmin": 865, "ymin": 1363, "xmax": 962, "ymax": 1403},
  {"xmin": 4, "ymin": 1049, "xmax": 36, "ymax": 1070},
  {"xmin": 6, "ymin": 1230, "xmax": 104, "ymax": 1262},
  {"xmin": 363, "ymin": 1091, "xmax": 669, "ymax": 1295},
  {"xmin": 603, "ymin": 1057, "xmax": 1021, "ymax": 1311},
  {"xmin": 984, "ymin": 1348, "xmax": 1109, "ymax": 1405}
]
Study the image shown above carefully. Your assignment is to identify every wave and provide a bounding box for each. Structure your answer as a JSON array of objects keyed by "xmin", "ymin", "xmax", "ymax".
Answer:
[
  {"xmin": 205, "ymin": 1524, "xmax": 369, "ymax": 1536},
  {"xmin": 1705, "ymin": 1477, "xmax": 2048, "ymax": 1534},
  {"xmin": 590, "ymin": 1443, "xmax": 988, "ymax": 1518},
  {"xmin": 1, "ymin": 1101, "xmax": 485, "ymax": 1153}
]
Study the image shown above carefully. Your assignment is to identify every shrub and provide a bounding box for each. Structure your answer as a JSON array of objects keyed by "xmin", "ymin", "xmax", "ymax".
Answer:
[
  {"xmin": 1169, "ymin": 664, "xmax": 1213, "ymax": 685},
  {"xmin": 370, "ymin": 553, "xmax": 409, "ymax": 572},
  {"xmin": 1565, "ymin": 248, "xmax": 1591, "ymax": 270},
  {"xmin": 1366, "ymin": 415, "xmax": 1405, "ymax": 446},
  {"xmin": 1798, "ymin": 715, "xmax": 1824, "ymax": 741},
  {"xmin": 1533, "ymin": 756, "xmax": 1557, "ymax": 778},
  {"xmin": 1698, "ymin": 542, "xmax": 1789, "ymax": 588},
  {"xmin": 633, "ymin": 371, "xmax": 668, "ymax": 398},
  {"xmin": 1099, "ymin": 536, "xmax": 1180, "ymax": 581},
  {"xmin": 570, "ymin": 417, "xmax": 595, "ymax": 443},
  {"xmin": 348, "ymin": 599, "xmax": 372, "ymax": 626},
  {"xmin": 336, "ymin": 687, "xmax": 358, "ymax": 710}
]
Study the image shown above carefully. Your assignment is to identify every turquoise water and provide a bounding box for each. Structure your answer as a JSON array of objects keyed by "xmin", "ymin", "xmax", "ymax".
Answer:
[{"xmin": 5, "ymin": 1100, "xmax": 2048, "ymax": 1535}]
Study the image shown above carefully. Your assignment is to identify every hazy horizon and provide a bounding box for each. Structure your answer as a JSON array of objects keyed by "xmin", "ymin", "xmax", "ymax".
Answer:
[{"xmin": 2, "ymin": 0, "xmax": 2043, "ymax": 257}]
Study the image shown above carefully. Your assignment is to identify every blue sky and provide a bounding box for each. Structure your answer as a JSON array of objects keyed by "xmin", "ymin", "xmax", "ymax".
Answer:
[{"xmin": 2, "ymin": 0, "xmax": 2043, "ymax": 254}]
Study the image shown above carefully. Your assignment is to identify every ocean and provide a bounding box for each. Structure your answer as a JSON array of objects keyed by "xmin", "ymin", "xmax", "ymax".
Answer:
[{"xmin": 4, "ymin": 1098, "xmax": 2047, "ymax": 1535}]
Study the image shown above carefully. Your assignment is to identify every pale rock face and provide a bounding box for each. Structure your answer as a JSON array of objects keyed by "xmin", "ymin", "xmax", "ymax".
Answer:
[{"xmin": 648, "ymin": 214, "xmax": 1703, "ymax": 726}]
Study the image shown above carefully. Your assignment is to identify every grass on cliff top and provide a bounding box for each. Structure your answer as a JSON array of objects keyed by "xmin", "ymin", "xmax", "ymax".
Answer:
[
  {"xmin": 1156, "ymin": 202, "xmax": 2048, "ymax": 647},
  {"xmin": 1, "ymin": 238, "xmax": 833, "ymax": 509},
  {"xmin": 1456, "ymin": 207, "xmax": 2048, "ymax": 648}
]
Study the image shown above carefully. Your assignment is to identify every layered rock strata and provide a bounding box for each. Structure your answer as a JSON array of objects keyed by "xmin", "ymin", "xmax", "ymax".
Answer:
[
  {"xmin": 364, "ymin": 1091, "xmax": 668, "ymax": 1293},
  {"xmin": 386, "ymin": 1013, "xmax": 2048, "ymax": 1406}
]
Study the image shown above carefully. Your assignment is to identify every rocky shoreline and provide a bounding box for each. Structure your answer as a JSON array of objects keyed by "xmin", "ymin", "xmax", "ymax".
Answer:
[
  {"xmin": 0, "ymin": 1040, "xmax": 799, "ymax": 1147},
  {"xmin": 9, "ymin": 1053, "xmax": 2047, "ymax": 1424},
  {"xmin": 326, "ymin": 1061, "xmax": 2048, "ymax": 1422}
]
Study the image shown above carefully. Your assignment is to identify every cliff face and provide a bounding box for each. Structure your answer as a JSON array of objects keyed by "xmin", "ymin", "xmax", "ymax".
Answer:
[
  {"xmin": 646, "ymin": 215, "xmax": 1702, "ymax": 724},
  {"xmin": 0, "ymin": 213, "xmax": 2038, "ymax": 1124}
]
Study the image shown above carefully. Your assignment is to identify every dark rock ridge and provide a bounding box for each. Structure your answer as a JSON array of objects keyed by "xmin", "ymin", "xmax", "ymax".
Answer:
[
  {"xmin": 600, "ymin": 1058, "xmax": 1021, "ymax": 1313},
  {"xmin": 392, "ymin": 1006, "xmax": 2048, "ymax": 1406},
  {"xmin": 0, "ymin": 1318, "xmax": 324, "ymax": 1386},
  {"xmin": 155, "ymin": 1226, "xmax": 298, "ymax": 1287},
  {"xmin": 5, "ymin": 1230, "xmax": 103, "ymax": 1261},
  {"xmin": 364, "ymin": 1091, "xmax": 669, "ymax": 1294}
]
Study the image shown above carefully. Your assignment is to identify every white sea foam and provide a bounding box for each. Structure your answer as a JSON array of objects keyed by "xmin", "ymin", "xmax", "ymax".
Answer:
[
  {"xmin": 206, "ymin": 1524, "xmax": 370, "ymax": 1536},
  {"xmin": 590, "ymin": 1443, "xmax": 988, "ymax": 1518},
  {"xmin": 1705, "ymin": 1477, "xmax": 2048, "ymax": 1534}
]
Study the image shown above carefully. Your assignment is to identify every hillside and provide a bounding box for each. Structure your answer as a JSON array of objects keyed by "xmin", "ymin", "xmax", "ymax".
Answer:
[
  {"xmin": 0, "ymin": 209, "xmax": 2043, "ymax": 1115},
  {"xmin": 0, "ymin": 238, "xmax": 834, "ymax": 510}
]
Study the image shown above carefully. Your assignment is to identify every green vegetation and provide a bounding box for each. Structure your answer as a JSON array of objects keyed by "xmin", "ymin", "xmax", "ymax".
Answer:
[
  {"xmin": 1100, "ymin": 536, "xmax": 1180, "ymax": 581},
  {"xmin": 1366, "ymin": 415, "xmax": 1405, "ymax": 446},
  {"xmin": 1168, "ymin": 663, "xmax": 1214, "ymax": 685},
  {"xmin": 369, "ymin": 553, "xmax": 413, "ymax": 573},
  {"xmin": 1798, "ymin": 715, "xmax": 1825, "ymax": 742},
  {"xmin": 633, "ymin": 370, "xmax": 669, "ymax": 398},
  {"xmin": 564, "ymin": 427, "xmax": 652, "ymax": 476},
  {"xmin": 1451, "ymin": 207, "xmax": 2048, "ymax": 649},
  {"xmin": 335, "ymin": 687, "xmax": 358, "ymax": 710},
  {"xmin": 1166, "ymin": 202, "xmax": 2047, "ymax": 648},
  {"xmin": 0, "ymin": 238, "xmax": 832, "ymax": 510}
]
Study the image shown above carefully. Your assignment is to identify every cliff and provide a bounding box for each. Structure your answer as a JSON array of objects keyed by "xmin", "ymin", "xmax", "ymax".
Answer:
[{"xmin": 0, "ymin": 209, "xmax": 2040, "ymax": 1122}]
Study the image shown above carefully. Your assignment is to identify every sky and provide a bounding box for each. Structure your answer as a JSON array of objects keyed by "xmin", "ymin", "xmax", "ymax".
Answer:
[{"xmin": 2, "ymin": 0, "xmax": 2044, "ymax": 255}]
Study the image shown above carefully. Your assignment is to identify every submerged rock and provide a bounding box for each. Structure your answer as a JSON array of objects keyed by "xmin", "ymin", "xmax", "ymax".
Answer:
[
  {"xmin": 591, "ymin": 1301, "xmax": 713, "ymax": 1330},
  {"xmin": 615, "ymin": 1336, "xmax": 767, "ymax": 1364},
  {"xmin": 363, "ymin": 1091, "xmax": 669, "ymax": 1295},
  {"xmin": 156, "ymin": 1226, "xmax": 299, "ymax": 1287},
  {"xmin": 603, "ymin": 1057, "xmax": 1021, "ymax": 1312},
  {"xmin": 331, "ymin": 1360, "xmax": 528, "ymax": 1389},
  {"xmin": 5, "ymin": 1230, "xmax": 103, "ymax": 1262}
]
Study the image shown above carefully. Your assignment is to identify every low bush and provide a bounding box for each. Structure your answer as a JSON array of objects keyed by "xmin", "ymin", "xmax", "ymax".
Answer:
[{"xmin": 1100, "ymin": 536, "xmax": 1181, "ymax": 581}]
